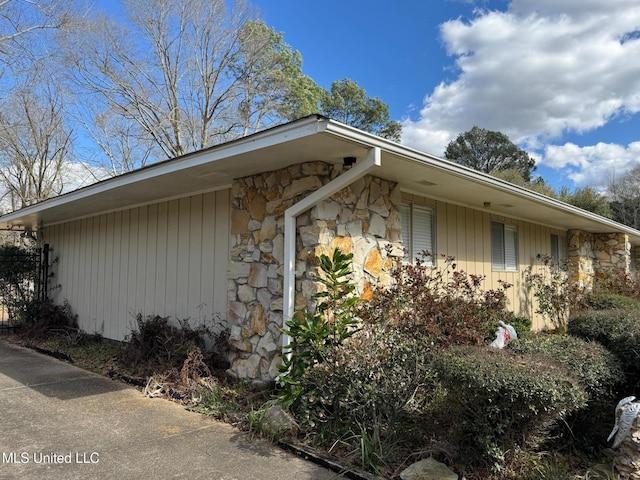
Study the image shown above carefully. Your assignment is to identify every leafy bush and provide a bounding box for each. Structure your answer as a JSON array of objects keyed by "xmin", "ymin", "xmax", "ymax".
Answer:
[
  {"xmin": 508, "ymin": 334, "xmax": 623, "ymax": 400},
  {"xmin": 508, "ymin": 333, "xmax": 624, "ymax": 451},
  {"xmin": 299, "ymin": 325, "xmax": 434, "ymax": 429},
  {"xmin": 357, "ymin": 254, "xmax": 511, "ymax": 347},
  {"xmin": 432, "ymin": 346, "xmax": 587, "ymax": 470},
  {"xmin": 279, "ymin": 248, "xmax": 360, "ymax": 410},
  {"xmin": 0, "ymin": 244, "xmax": 40, "ymax": 324},
  {"xmin": 568, "ymin": 309, "xmax": 640, "ymax": 391},
  {"xmin": 524, "ymin": 254, "xmax": 576, "ymax": 330},
  {"xmin": 291, "ymin": 325, "xmax": 436, "ymax": 473},
  {"xmin": 119, "ymin": 314, "xmax": 210, "ymax": 374},
  {"xmin": 0, "ymin": 244, "xmax": 37, "ymax": 286},
  {"xmin": 582, "ymin": 292, "xmax": 640, "ymax": 311}
]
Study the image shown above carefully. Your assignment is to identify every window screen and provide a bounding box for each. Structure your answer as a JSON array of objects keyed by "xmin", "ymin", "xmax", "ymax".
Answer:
[
  {"xmin": 550, "ymin": 234, "xmax": 567, "ymax": 263},
  {"xmin": 491, "ymin": 221, "xmax": 518, "ymax": 271},
  {"xmin": 401, "ymin": 204, "xmax": 434, "ymax": 265}
]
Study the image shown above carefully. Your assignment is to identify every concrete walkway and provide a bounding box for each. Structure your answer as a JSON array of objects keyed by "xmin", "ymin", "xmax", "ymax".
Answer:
[{"xmin": 0, "ymin": 340, "xmax": 340, "ymax": 479}]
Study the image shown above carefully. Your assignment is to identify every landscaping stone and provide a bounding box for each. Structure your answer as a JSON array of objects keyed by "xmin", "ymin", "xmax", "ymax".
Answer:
[
  {"xmin": 261, "ymin": 405, "xmax": 299, "ymax": 437},
  {"xmin": 400, "ymin": 458, "xmax": 458, "ymax": 480}
]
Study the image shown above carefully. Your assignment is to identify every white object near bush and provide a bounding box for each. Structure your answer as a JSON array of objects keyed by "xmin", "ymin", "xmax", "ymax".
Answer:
[
  {"xmin": 610, "ymin": 396, "xmax": 640, "ymax": 479},
  {"xmin": 489, "ymin": 321, "xmax": 518, "ymax": 349}
]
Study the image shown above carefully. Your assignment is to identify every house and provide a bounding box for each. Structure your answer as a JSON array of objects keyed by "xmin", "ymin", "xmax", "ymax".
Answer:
[{"xmin": 2, "ymin": 115, "xmax": 639, "ymax": 382}]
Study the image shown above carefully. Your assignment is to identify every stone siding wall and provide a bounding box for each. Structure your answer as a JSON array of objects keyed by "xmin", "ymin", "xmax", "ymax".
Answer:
[
  {"xmin": 568, "ymin": 230, "xmax": 630, "ymax": 290},
  {"xmin": 227, "ymin": 161, "xmax": 404, "ymax": 382}
]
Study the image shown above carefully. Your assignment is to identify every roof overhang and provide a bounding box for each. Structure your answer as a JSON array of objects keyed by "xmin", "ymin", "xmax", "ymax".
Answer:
[{"xmin": 2, "ymin": 115, "xmax": 640, "ymax": 245}]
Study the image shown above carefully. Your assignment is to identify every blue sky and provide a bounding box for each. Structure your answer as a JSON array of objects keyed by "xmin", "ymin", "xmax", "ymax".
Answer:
[{"xmin": 251, "ymin": 0, "xmax": 640, "ymax": 192}]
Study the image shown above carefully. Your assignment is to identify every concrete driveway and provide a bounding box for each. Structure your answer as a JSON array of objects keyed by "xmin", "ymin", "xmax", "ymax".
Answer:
[{"xmin": 0, "ymin": 340, "xmax": 340, "ymax": 479}]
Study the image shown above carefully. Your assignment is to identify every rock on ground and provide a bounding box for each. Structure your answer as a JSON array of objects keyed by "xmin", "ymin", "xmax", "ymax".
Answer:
[{"xmin": 400, "ymin": 458, "xmax": 458, "ymax": 480}]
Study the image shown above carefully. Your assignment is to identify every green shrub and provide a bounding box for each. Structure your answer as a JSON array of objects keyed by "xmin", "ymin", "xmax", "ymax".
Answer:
[
  {"xmin": 293, "ymin": 326, "xmax": 436, "ymax": 474},
  {"xmin": 508, "ymin": 334, "xmax": 623, "ymax": 400},
  {"xmin": 279, "ymin": 248, "xmax": 360, "ymax": 411},
  {"xmin": 432, "ymin": 346, "xmax": 587, "ymax": 470},
  {"xmin": 583, "ymin": 292, "xmax": 640, "ymax": 311},
  {"xmin": 568, "ymin": 309, "xmax": 640, "ymax": 390},
  {"xmin": 508, "ymin": 333, "xmax": 624, "ymax": 452},
  {"xmin": 357, "ymin": 254, "xmax": 511, "ymax": 347},
  {"xmin": 0, "ymin": 244, "xmax": 42, "ymax": 324},
  {"xmin": 297, "ymin": 326, "xmax": 435, "ymax": 429}
]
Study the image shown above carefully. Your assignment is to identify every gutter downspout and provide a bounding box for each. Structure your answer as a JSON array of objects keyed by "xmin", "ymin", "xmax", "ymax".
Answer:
[{"xmin": 281, "ymin": 146, "xmax": 382, "ymax": 358}]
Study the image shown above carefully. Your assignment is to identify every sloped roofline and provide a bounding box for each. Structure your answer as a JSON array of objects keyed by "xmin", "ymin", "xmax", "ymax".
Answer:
[
  {"xmin": 321, "ymin": 118, "xmax": 640, "ymax": 241},
  {"xmin": 1, "ymin": 114, "xmax": 639, "ymax": 244}
]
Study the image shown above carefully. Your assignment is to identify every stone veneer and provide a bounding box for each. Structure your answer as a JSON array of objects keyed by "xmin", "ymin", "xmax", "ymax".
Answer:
[
  {"xmin": 567, "ymin": 230, "xmax": 631, "ymax": 290},
  {"xmin": 227, "ymin": 161, "xmax": 404, "ymax": 382}
]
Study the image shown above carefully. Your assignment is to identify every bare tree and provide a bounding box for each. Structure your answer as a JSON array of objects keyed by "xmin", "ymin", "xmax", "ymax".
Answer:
[
  {"xmin": 0, "ymin": 1, "xmax": 77, "ymax": 212},
  {"xmin": 63, "ymin": 0, "xmax": 313, "ymax": 172},
  {"xmin": 74, "ymin": 103, "xmax": 155, "ymax": 176},
  {"xmin": 0, "ymin": 82, "xmax": 71, "ymax": 209},
  {"xmin": 607, "ymin": 165, "xmax": 640, "ymax": 229},
  {"xmin": 0, "ymin": 0, "xmax": 70, "ymax": 56}
]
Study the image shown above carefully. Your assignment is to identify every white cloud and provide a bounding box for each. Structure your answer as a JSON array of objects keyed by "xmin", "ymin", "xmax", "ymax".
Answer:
[
  {"xmin": 0, "ymin": 162, "xmax": 111, "ymax": 214},
  {"xmin": 542, "ymin": 141, "xmax": 640, "ymax": 186},
  {"xmin": 61, "ymin": 162, "xmax": 111, "ymax": 193},
  {"xmin": 402, "ymin": 0, "xmax": 640, "ymax": 168}
]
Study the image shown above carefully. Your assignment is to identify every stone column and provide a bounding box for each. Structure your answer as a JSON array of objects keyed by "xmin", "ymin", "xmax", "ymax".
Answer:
[
  {"xmin": 593, "ymin": 233, "xmax": 630, "ymax": 278},
  {"xmin": 567, "ymin": 230, "xmax": 595, "ymax": 291},
  {"xmin": 226, "ymin": 161, "xmax": 404, "ymax": 382},
  {"xmin": 567, "ymin": 230, "xmax": 631, "ymax": 292}
]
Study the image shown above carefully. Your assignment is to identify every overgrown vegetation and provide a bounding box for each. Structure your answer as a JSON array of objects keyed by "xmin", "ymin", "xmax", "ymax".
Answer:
[
  {"xmin": 6, "ymin": 244, "xmax": 640, "ymax": 479},
  {"xmin": 0, "ymin": 244, "xmax": 42, "ymax": 325},
  {"xmin": 20, "ymin": 298, "xmax": 78, "ymax": 336},
  {"xmin": 274, "ymin": 249, "xmax": 587, "ymax": 477},
  {"xmin": 568, "ymin": 309, "xmax": 640, "ymax": 392},
  {"xmin": 358, "ymin": 253, "xmax": 512, "ymax": 346},
  {"xmin": 278, "ymin": 248, "xmax": 360, "ymax": 412},
  {"xmin": 524, "ymin": 253, "xmax": 573, "ymax": 330},
  {"xmin": 0, "ymin": 244, "xmax": 77, "ymax": 338},
  {"xmin": 508, "ymin": 334, "xmax": 624, "ymax": 453},
  {"xmin": 118, "ymin": 313, "xmax": 229, "ymax": 376},
  {"xmin": 273, "ymin": 248, "xmax": 640, "ymax": 478},
  {"xmin": 434, "ymin": 346, "xmax": 588, "ymax": 471}
]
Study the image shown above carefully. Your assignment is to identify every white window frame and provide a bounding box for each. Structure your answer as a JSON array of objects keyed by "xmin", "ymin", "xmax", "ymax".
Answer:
[
  {"xmin": 401, "ymin": 203, "xmax": 435, "ymax": 265},
  {"xmin": 491, "ymin": 221, "xmax": 518, "ymax": 272}
]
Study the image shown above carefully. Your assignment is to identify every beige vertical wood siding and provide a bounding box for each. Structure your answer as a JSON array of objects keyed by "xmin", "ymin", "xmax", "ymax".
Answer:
[
  {"xmin": 403, "ymin": 192, "xmax": 565, "ymax": 330},
  {"xmin": 43, "ymin": 189, "xmax": 230, "ymax": 341}
]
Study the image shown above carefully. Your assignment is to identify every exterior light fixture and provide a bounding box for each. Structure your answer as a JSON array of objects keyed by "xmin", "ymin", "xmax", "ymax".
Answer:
[{"xmin": 343, "ymin": 157, "xmax": 356, "ymax": 169}]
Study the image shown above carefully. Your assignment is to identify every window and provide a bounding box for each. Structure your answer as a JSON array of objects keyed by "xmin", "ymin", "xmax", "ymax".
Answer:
[
  {"xmin": 550, "ymin": 234, "xmax": 567, "ymax": 263},
  {"xmin": 401, "ymin": 204, "xmax": 435, "ymax": 264},
  {"xmin": 491, "ymin": 221, "xmax": 518, "ymax": 271}
]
